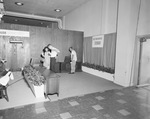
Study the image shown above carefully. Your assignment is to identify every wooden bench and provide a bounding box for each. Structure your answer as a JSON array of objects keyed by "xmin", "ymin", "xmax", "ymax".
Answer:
[
  {"xmin": 23, "ymin": 65, "xmax": 59, "ymax": 98},
  {"xmin": 40, "ymin": 69, "xmax": 59, "ymax": 98}
]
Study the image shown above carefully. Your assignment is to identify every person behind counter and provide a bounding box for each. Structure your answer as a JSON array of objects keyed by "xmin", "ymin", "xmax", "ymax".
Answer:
[{"xmin": 47, "ymin": 44, "xmax": 60, "ymax": 71}]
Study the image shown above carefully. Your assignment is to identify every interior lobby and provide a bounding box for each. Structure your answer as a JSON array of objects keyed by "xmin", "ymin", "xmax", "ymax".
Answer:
[{"xmin": 1, "ymin": 0, "xmax": 150, "ymax": 119}]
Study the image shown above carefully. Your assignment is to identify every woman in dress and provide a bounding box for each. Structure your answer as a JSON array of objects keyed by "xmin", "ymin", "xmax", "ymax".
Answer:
[{"xmin": 41, "ymin": 47, "xmax": 51, "ymax": 69}]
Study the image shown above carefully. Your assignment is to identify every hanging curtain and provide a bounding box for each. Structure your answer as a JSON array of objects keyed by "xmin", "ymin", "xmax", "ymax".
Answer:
[
  {"xmin": 83, "ymin": 37, "xmax": 92, "ymax": 63},
  {"xmin": 83, "ymin": 33, "xmax": 116, "ymax": 70},
  {"xmin": 103, "ymin": 33, "xmax": 116, "ymax": 69}
]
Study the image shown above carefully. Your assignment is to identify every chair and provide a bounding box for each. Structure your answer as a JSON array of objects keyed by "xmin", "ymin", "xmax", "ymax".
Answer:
[
  {"xmin": 0, "ymin": 71, "xmax": 14, "ymax": 102},
  {"xmin": 0, "ymin": 84, "xmax": 9, "ymax": 101},
  {"xmin": 60, "ymin": 56, "xmax": 71, "ymax": 72}
]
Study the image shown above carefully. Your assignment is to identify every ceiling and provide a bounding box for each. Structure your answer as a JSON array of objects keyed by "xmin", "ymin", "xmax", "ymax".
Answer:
[{"xmin": 2, "ymin": 0, "xmax": 91, "ymax": 28}]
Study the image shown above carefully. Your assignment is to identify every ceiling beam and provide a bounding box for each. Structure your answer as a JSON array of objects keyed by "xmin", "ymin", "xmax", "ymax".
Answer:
[{"xmin": 4, "ymin": 11, "xmax": 63, "ymax": 29}]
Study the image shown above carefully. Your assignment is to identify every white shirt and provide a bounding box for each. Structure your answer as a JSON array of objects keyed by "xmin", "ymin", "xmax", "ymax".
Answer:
[
  {"xmin": 0, "ymin": 71, "xmax": 14, "ymax": 86},
  {"xmin": 49, "ymin": 46, "xmax": 60, "ymax": 58},
  {"xmin": 71, "ymin": 50, "xmax": 77, "ymax": 61},
  {"xmin": 50, "ymin": 51, "xmax": 58, "ymax": 58}
]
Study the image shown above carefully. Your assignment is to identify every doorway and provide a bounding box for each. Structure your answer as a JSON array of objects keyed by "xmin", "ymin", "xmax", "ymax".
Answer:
[
  {"xmin": 138, "ymin": 36, "xmax": 150, "ymax": 85},
  {"xmin": 10, "ymin": 43, "xmax": 24, "ymax": 71},
  {"xmin": 1, "ymin": 36, "xmax": 27, "ymax": 71}
]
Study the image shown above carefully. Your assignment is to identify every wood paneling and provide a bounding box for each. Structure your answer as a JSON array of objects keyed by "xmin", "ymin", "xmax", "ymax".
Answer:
[{"xmin": 0, "ymin": 23, "xmax": 83, "ymax": 71}]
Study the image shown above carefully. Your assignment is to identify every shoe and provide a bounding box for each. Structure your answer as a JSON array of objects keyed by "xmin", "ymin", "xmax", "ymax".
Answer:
[
  {"xmin": 44, "ymin": 93, "xmax": 47, "ymax": 99},
  {"xmin": 69, "ymin": 72, "xmax": 74, "ymax": 74}
]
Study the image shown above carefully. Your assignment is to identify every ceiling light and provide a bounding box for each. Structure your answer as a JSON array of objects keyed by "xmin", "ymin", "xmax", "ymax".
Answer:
[
  {"xmin": 0, "ymin": 0, "xmax": 3, "ymax": 3},
  {"xmin": 54, "ymin": 9, "xmax": 61, "ymax": 12},
  {"xmin": 15, "ymin": 2, "xmax": 24, "ymax": 6}
]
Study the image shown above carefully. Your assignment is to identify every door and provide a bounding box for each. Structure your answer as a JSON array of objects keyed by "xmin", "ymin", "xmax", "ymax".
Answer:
[
  {"xmin": 10, "ymin": 43, "xmax": 24, "ymax": 71},
  {"xmin": 10, "ymin": 43, "xmax": 18, "ymax": 70},
  {"xmin": 139, "ymin": 39, "xmax": 150, "ymax": 84},
  {"xmin": 2, "ymin": 36, "xmax": 29, "ymax": 71}
]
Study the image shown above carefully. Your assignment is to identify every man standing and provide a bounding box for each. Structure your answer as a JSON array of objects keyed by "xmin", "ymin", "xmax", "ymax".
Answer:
[
  {"xmin": 69, "ymin": 47, "xmax": 77, "ymax": 74},
  {"xmin": 47, "ymin": 44, "xmax": 60, "ymax": 58},
  {"xmin": 47, "ymin": 44, "xmax": 60, "ymax": 71}
]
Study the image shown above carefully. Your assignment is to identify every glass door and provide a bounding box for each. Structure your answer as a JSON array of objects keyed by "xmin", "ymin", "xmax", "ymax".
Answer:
[{"xmin": 139, "ymin": 38, "xmax": 150, "ymax": 85}]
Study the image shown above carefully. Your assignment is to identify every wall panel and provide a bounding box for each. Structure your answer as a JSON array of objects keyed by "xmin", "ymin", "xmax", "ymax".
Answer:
[{"xmin": 0, "ymin": 23, "xmax": 83, "ymax": 70}]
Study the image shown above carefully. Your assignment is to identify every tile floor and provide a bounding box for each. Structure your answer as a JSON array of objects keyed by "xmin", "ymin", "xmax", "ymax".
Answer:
[{"xmin": 1, "ymin": 86, "xmax": 150, "ymax": 119}]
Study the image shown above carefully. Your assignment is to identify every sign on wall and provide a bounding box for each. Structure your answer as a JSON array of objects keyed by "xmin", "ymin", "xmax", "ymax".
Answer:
[
  {"xmin": 0, "ymin": 29, "xmax": 30, "ymax": 37},
  {"xmin": 92, "ymin": 35, "xmax": 104, "ymax": 48}
]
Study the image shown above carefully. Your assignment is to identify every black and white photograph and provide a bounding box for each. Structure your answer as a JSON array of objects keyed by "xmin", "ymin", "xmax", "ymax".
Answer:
[{"xmin": 0, "ymin": 0, "xmax": 149, "ymax": 119}]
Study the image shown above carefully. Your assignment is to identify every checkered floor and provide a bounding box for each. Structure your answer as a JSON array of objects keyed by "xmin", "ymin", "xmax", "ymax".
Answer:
[{"xmin": 0, "ymin": 86, "xmax": 150, "ymax": 119}]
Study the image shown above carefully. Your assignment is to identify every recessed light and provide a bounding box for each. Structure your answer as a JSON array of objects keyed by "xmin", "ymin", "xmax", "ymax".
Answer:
[
  {"xmin": 0, "ymin": 0, "xmax": 3, "ymax": 3},
  {"xmin": 54, "ymin": 9, "xmax": 61, "ymax": 12},
  {"xmin": 15, "ymin": 2, "xmax": 24, "ymax": 6}
]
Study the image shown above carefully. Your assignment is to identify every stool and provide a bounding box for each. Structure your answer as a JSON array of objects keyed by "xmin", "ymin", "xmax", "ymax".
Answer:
[{"xmin": 0, "ymin": 84, "xmax": 9, "ymax": 102}]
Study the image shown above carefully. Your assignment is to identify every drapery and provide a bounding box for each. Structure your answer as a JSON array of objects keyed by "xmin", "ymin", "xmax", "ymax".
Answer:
[{"xmin": 83, "ymin": 33, "xmax": 116, "ymax": 70}]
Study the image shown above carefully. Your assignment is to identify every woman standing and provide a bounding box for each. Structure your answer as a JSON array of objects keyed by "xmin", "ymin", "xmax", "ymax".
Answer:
[{"xmin": 41, "ymin": 47, "xmax": 51, "ymax": 69}]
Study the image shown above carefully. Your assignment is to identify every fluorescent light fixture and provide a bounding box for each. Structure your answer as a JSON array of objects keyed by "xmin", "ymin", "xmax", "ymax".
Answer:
[{"xmin": 10, "ymin": 40, "xmax": 23, "ymax": 43}]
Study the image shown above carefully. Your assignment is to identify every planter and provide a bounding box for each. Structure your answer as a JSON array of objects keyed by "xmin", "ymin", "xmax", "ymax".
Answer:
[
  {"xmin": 33, "ymin": 84, "xmax": 44, "ymax": 98},
  {"xmin": 82, "ymin": 66, "xmax": 114, "ymax": 82},
  {"xmin": 24, "ymin": 73, "xmax": 45, "ymax": 98},
  {"xmin": 22, "ymin": 65, "xmax": 46, "ymax": 98}
]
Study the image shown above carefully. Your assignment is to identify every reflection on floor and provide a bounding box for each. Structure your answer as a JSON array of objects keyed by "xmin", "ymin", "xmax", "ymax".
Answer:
[
  {"xmin": 1, "ymin": 86, "xmax": 150, "ymax": 119},
  {"xmin": 0, "ymin": 71, "xmax": 122, "ymax": 110},
  {"xmin": 0, "ymin": 71, "xmax": 49, "ymax": 110}
]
